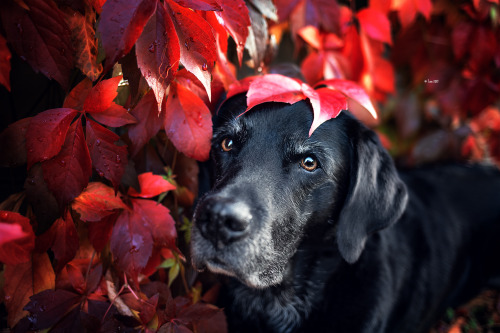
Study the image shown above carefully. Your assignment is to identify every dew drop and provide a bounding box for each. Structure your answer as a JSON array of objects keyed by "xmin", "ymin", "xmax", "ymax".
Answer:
[
  {"xmin": 238, "ymin": 3, "xmax": 243, "ymax": 8},
  {"xmin": 96, "ymin": 139, "xmax": 101, "ymax": 146},
  {"xmin": 148, "ymin": 43, "xmax": 155, "ymax": 53},
  {"xmin": 184, "ymin": 39, "xmax": 190, "ymax": 50},
  {"xmin": 98, "ymin": 171, "xmax": 104, "ymax": 177},
  {"xmin": 202, "ymin": 63, "xmax": 208, "ymax": 71},
  {"xmin": 129, "ymin": 245, "xmax": 139, "ymax": 253},
  {"xmin": 116, "ymin": 155, "xmax": 121, "ymax": 163},
  {"xmin": 4, "ymin": 295, "xmax": 11, "ymax": 301},
  {"xmin": 39, "ymin": 305, "xmax": 46, "ymax": 312},
  {"xmin": 0, "ymin": 212, "xmax": 8, "ymax": 219},
  {"xmin": 120, "ymin": 28, "xmax": 125, "ymax": 33},
  {"xmin": 59, "ymin": 160, "xmax": 66, "ymax": 167},
  {"xmin": 29, "ymin": 178, "xmax": 36, "ymax": 185}
]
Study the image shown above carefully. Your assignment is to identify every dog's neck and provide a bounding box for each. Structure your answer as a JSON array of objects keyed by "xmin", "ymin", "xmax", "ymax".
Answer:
[{"xmin": 223, "ymin": 248, "xmax": 342, "ymax": 333}]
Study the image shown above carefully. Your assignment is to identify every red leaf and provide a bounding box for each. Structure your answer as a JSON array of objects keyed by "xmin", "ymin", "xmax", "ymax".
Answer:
[
  {"xmin": 128, "ymin": 90, "xmax": 165, "ymax": 156},
  {"xmin": 214, "ymin": 0, "xmax": 250, "ymax": 65},
  {"xmin": 391, "ymin": 0, "xmax": 432, "ymax": 28},
  {"xmin": 98, "ymin": 0, "xmax": 157, "ymax": 71},
  {"xmin": 50, "ymin": 211, "xmax": 80, "ymax": 270},
  {"xmin": 83, "ymin": 76, "xmax": 122, "ymax": 114},
  {"xmin": 24, "ymin": 289, "xmax": 82, "ymax": 330},
  {"xmin": 41, "ymin": 118, "xmax": 92, "ymax": 208},
  {"xmin": 72, "ymin": 182, "xmax": 127, "ymax": 222},
  {"xmin": 128, "ymin": 172, "xmax": 176, "ymax": 198},
  {"xmin": 3, "ymin": 253, "xmax": 55, "ymax": 328},
  {"xmin": 90, "ymin": 104, "xmax": 137, "ymax": 127},
  {"xmin": 246, "ymin": 74, "xmax": 306, "ymax": 111},
  {"xmin": 63, "ymin": 78, "xmax": 93, "ymax": 111},
  {"xmin": 357, "ymin": 8, "xmax": 392, "ymax": 45},
  {"xmin": 132, "ymin": 199, "xmax": 177, "ymax": 248},
  {"xmin": 110, "ymin": 206, "xmax": 154, "ymax": 283},
  {"xmin": 26, "ymin": 108, "xmax": 78, "ymax": 169},
  {"xmin": 136, "ymin": 1, "xmax": 180, "ymax": 112},
  {"xmin": 315, "ymin": 79, "xmax": 378, "ymax": 119},
  {"xmin": 309, "ymin": 88, "xmax": 347, "ymax": 135},
  {"xmin": 0, "ymin": 34, "xmax": 11, "ymax": 91},
  {"xmin": 166, "ymin": 0, "xmax": 217, "ymax": 99},
  {"xmin": 0, "ymin": 117, "xmax": 30, "ymax": 167},
  {"xmin": 0, "ymin": 0, "xmax": 73, "ymax": 89},
  {"xmin": 0, "ymin": 211, "xmax": 35, "ymax": 265},
  {"xmin": 172, "ymin": 0, "xmax": 221, "ymax": 10},
  {"xmin": 164, "ymin": 83, "xmax": 213, "ymax": 161},
  {"xmin": 86, "ymin": 119, "xmax": 128, "ymax": 189},
  {"xmin": 63, "ymin": 7, "xmax": 102, "ymax": 81},
  {"xmin": 226, "ymin": 76, "xmax": 257, "ymax": 99},
  {"xmin": 0, "ymin": 223, "xmax": 27, "ymax": 245}
]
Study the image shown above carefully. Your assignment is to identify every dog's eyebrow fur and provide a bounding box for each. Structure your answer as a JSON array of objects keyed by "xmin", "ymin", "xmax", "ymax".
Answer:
[{"xmin": 213, "ymin": 117, "xmax": 246, "ymax": 141}]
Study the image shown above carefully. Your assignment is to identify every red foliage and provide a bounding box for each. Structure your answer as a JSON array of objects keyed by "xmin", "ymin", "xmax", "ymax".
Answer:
[{"xmin": 1, "ymin": 0, "xmax": 500, "ymax": 331}]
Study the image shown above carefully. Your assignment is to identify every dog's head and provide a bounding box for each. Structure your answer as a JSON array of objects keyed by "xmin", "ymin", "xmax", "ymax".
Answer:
[{"xmin": 191, "ymin": 94, "xmax": 408, "ymax": 288}]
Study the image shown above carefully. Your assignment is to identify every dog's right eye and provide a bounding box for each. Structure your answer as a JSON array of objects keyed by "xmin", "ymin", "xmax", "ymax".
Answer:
[{"xmin": 221, "ymin": 138, "xmax": 233, "ymax": 152}]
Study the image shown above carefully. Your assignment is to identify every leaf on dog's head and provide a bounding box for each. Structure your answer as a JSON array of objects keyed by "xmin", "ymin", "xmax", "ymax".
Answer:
[{"xmin": 241, "ymin": 74, "xmax": 374, "ymax": 136}]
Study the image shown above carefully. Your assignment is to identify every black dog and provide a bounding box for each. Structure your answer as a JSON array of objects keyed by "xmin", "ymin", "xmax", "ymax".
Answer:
[{"xmin": 191, "ymin": 94, "xmax": 500, "ymax": 333}]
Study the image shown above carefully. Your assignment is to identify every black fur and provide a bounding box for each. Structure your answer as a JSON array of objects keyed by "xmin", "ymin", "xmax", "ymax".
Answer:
[{"xmin": 191, "ymin": 95, "xmax": 500, "ymax": 333}]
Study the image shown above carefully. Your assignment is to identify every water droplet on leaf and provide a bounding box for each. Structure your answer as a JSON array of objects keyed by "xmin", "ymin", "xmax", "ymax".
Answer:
[
  {"xmin": 202, "ymin": 63, "xmax": 208, "ymax": 71},
  {"xmin": 148, "ymin": 43, "xmax": 155, "ymax": 53},
  {"xmin": 116, "ymin": 155, "xmax": 121, "ymax": 163},
  {"xmin": 96, "ymin": 139, "xmax": 101, "ymax": 146}
]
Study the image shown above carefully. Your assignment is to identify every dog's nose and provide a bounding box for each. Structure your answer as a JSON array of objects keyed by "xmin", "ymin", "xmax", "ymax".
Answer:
[{"xmin": 196, "ymin": 197, "xmax": 251, "ymax": 247}]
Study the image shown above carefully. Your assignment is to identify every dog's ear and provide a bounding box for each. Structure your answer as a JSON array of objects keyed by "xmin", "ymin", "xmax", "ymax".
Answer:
[{"xmin": 336, "ymin": 128, "xmax": 408, "ymax": 264}]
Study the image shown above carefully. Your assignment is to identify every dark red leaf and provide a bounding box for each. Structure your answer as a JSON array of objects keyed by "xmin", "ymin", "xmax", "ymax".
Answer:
[
  {"xmin": 63, "ymin": 78, "xmax": 93, "ymax": 111},
  {"xmin": 64, "ymin": 7, "xmax": 102, "ymax": 81},
  {"xmin": 50, "ymin": 211, "xmax": 80, "ymax": 270},
  {"xmin": 164, "ymin": 82, "xmax": 213, "ymax": 161},
  {"xmin": 215, "ymin": 0, "xmax": 250, "ymax": 65},
  {"xmin": 357, "ymin": 8, "xmax": 391, "ymax": 45},
  {"xmin": 139, "ymin": 294, "xmax": 159, "ymax": 324},
  {"xmin": 24, "ymin": 289, "xmax": 81, "ymax": 330},
  {"xmin": 3, "ymin": 253, "xmax": 55, "ymax": 328},
  {"xmin": 286, "ymin": 0, "xmax": 340, "ymax": 37},
  {"xmin": 86, "ymin": 119, "xmax": 128, "ymax": 190},
  {"xmin": 136, "ymin": 1, "xmax": 180, "ymax": 112},
  {"xmin": 110, "ymin": 206, "xmax": 154, "ymax": 283},
  {"xmin": 26, "ymin": 108, "xmax": 78, "ymax": 169},
  {"xmin": 83, "ymin": 76, "xmax": 122, "ymax": 114},
  {"xmin": 0, "ymin": 117, "xmax": 30, "ymax": 167},
  {"xmin": 128, "ymin": 172, "xmax": 176, "ymax": 198},
  {"xmin": 132, "ymin": 198, "xmax": 177, "ymax": 248},
  {"xmin": 41, "ymin": 118, "xmax": 92, "ymax": 208},
  {"xmin": 175, "ymin": 68, "xmax": 225, "ymax": 110},
  {"xmin": 66, "ymin": 262, "xmax": 86, "ymax": 294},
  {"xmin": 0, "ymin": 0, "xmax": 73, "ymax": 89},
  {"xmin": 0, "ymin": 33, "xmax": 11, "ymax": 91},
  {"xmin": 88, "ymin": 212, "xmax": 117, "ymax": 252},
  {"xmin": 0, "ymin": 211, "xmax": 35, "ymax": 265},
  {"xmin": 98, "ymin": 0, "xmax": 157, "ymax": 71},
  {"xmin": 452, "ymin": 21, "xmax": 473, "ymax": 61},
  {"xmin": 128, "ymin": 90, "xmax": 165, "ymax": 156},
  {"xmin": 72, "ymin": 182, "xmax": 127, "ymax": 222},
  {"xmin": 171, "ymin": 0, "xmax": 221, "ymax": 11},
  {"xmin": 90, "ymin": 104, "xmax": 137, "ymax": 127},
  {"xmin": 166, "ymin": 0, "xmax": 217, "ymax": 99}
]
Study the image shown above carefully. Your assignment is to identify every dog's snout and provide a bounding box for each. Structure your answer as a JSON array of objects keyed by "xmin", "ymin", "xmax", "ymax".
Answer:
[{"xmin": 197, "ymin": 197, "xmax": 252, "ymax": 247}]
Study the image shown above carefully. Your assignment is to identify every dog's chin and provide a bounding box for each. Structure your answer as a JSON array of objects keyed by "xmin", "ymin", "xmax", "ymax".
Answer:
[{"xmin": 193, "ymin": 256, "xmax": 286, "ymax": 289}]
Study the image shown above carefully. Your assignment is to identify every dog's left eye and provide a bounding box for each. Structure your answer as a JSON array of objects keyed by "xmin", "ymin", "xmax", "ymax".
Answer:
[{"xmin": 300, "ymin": 156, "xmax": 318, "ymax": 172}]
